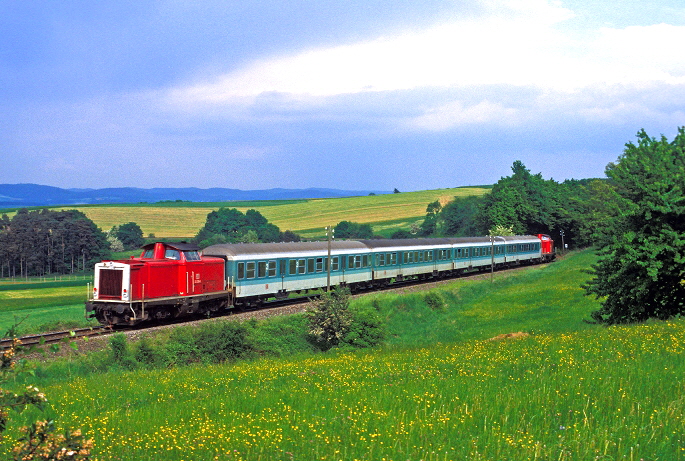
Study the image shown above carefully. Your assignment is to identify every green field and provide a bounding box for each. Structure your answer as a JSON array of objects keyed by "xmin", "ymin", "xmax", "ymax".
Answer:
[
  {"xmin": 4, "ymin": 187, "xmax": 487, "ymax": 238},
  {"xmin": 3, "ymin": 251, "xmax": 683, "ymax": 460},
  {"xmin": 0, "ymin": 279, "xmax": 95, "ymax": 335}
]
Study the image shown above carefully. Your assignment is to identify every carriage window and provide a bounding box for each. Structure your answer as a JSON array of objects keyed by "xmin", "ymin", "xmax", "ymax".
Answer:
[
  {"xmin": 184, "ymin": 251, "xmax": 201, "ymax": 261},
  {"xmin": 298, "ymin": 259, "xmax": 306, "ymax": 274},
  {"xmin": 258, "ymin": 261, "xmax": 267, "ymax": 278},
  {"xmin": 238, "ymin": 262, "xmax": 245, "ymax": 279},
  {"xmin": 308, "ymin": 259, "xmax": 315, "ymax": 273},
  {"xmin": 316, "ymin": 257, "xmax": 324, "ymax": 272},
  {"xmin": 289, "ymin": 260, "xmax": 297, "ymax": 275},
  {"xmin": 165, "ymin": 249, "xmax": 180, "ymax": 260},
  {"xmin": 246, "ymin": 262, "xmax": 256, "ymax": 279},
  {"xmin": 331, "ymin": 256, "xmax": 339, "ymax": 271},
  {"xmin": 362, "ymin": 255, "xmax": 369, "ymax": 267},
  {"xmin": 268, "ymin": 261, "xmax": 277, "ymax": 277},
  {"xmin": 390, "ymin": 253, "xmax": 397, "ymax": 265}
]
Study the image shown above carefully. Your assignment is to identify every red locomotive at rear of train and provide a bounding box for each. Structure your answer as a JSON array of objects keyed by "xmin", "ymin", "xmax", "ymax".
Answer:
[{"xmin": 86, "ymin": 242, "xmax": 230, "ymax": 325}]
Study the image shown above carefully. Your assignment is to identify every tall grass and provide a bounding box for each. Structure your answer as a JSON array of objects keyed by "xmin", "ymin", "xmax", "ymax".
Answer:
[{"xmin": 15, "ymin": 319, "xmax": 684, "ymax": 460}]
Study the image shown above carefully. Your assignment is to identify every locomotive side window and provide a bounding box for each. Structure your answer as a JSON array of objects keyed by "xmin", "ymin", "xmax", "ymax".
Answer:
[
  {"xmin": 184, "ymin": 251, "xmax": 201, "ymax": 261},
  {"xmin": 165, "ymin": 249, "xmax": 180, "ymax": 260},
  {"xmin": 246, "ymin": 262, "xmax": 256, "ymax": 279}
]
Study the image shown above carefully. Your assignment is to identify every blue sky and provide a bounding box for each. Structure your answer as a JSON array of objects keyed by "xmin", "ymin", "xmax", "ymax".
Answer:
[{"xmin": 2, "ymin": 0, "xmax": 684, "ymax": 191}]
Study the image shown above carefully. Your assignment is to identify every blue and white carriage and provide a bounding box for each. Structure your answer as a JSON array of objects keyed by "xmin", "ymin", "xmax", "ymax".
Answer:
[{"xmin": 202, "ymin": 235, "xmax": 546, "ymax": 307}]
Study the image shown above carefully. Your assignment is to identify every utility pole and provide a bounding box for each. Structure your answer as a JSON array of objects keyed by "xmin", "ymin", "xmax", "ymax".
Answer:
[{"xmin": 326, "ymin": 226, "xmax": 334, "ymax": 292}]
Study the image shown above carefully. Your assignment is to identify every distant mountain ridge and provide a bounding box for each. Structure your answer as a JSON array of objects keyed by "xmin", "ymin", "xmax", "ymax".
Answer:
[{"xmin": 0, "ymin": 184, "xmax": 389, "ymax": 208}]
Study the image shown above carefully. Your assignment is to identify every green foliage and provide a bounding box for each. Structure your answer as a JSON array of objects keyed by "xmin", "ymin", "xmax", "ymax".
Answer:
[
  {"xmin": 390, "ymin": 229, "xmax": 413, "ymax": 239},
  {"xmin": 164, "ymin": 321, "xmax": 254, "ymax": 365},
  {"xmin": 334, "ymin": 221, "xmax": 374, "ymax": 239},
  {"xmin": 1, "ymin": 330, "xmax": 92, "ymax": 459},
  {"xmin": 439, "ymin": 195, "xmax": 485, "ymax": 237},
  {"xmin": 423, "ymin": 291, "xmax": 446, "ymax": 311},
  {"xmin": 306, "ymin": 288, "xmax": 386, "ymax": 350},
  {"xmin": 585, "ymin": 128, "xmax": 685, "ymax": 324},
  {"xmin": 0, "ymin": 209, "xmax": 110, "ymax": 277},
  {"xmin": 479, "ymin": 160, "xmax": 562, "ymax": 236},
  {"xmin": 305, "ymin": 288, "xmax": 354, "ymax": 350},
  {"xmin": 194, "ymin": 207, "xmax": 287, "ymax": 246},
  {"xmin": 108, "ymin": 333, "xmax": 137, "ymax": 370},
  {"xmin": 343, "ymin": 304, "xmax": 387, "ymax": 348},
  {"xmin": 115, "ymin": 222, "xmax": 144, "ymax": 250},
  {"xmin": 419, "ymin": 200, "xmax": 442, "ymax": 236}
]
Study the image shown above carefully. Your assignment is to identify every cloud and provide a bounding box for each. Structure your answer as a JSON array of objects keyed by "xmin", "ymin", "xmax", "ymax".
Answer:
[
  {"xmin": 406, "ymin": 100, "xmax": 519, "ymax": 131},
  {"xmin": 165, "ymin": 0, "xmax": 576, "ymax": 105}
]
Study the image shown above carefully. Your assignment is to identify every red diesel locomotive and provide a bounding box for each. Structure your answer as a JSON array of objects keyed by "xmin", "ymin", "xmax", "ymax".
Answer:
[{"xmin": 86, "ymin": 242, "xmax": 229, "ymax": 325}]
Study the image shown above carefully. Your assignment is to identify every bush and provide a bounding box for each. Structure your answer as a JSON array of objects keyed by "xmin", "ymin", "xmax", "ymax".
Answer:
[
  {"xmin": 305, "ymin": 288, "xmax": 353, "ymax": 350},
  {"xmin": 343, "ymin": 304, "xmax": 387, "ymax": 348},
  {"xmin": 165, "ymin": 321, "xmax": 253, "ymax": 365},
  {"xmin": 108, "ymin": 333, "xmax": 137, "ymax": 370}
]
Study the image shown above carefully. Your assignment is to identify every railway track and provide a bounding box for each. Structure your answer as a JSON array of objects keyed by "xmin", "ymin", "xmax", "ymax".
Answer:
[{"xmin": 0, "ymin": 326, "xmax": 111, "ymax": 350}]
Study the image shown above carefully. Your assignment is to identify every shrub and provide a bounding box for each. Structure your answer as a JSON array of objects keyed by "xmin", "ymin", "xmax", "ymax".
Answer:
[
  {"xmin": 305, "ymin": 288, "xmax": 353, "ymax": 350},
  {"xmin": 108, "ymin": 333, "xmax": 137, "ymax": 370},
  {"xmin": 343, "ymin": 304, "xmax": 387, "ymax": 348}
]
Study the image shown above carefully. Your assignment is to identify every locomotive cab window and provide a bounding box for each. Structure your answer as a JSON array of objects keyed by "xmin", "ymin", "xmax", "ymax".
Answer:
[
  {"xmin": 184, "ymin": 251, "xmax": 201, "ymax": 261},
  {"xmin": 165, "ymin": 249, "xmax": 180, "ymax": 260},
  {"xmin": 142, "ymin": 249, "xmax": 154, "ymax": 259}
]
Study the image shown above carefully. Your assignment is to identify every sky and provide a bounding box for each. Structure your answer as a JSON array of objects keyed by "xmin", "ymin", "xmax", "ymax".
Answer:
[{"xmin": 1, "ymin": 0, "xmax": 684, "ymax": 192}]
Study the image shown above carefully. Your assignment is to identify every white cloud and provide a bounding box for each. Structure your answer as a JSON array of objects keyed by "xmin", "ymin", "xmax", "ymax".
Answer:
[
  {"xmin": 407, "ymin": 100, "xmax": 519, "ymax": 131},
  {"xmin": 150, "ymin": 0, "xmax": 685, "ymax": 138}
]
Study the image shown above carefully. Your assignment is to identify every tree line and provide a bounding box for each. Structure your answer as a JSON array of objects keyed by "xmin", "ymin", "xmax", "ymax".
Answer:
[{"xmin": 0, "ymin": 209, "xmax": 111, "ymax": 278}]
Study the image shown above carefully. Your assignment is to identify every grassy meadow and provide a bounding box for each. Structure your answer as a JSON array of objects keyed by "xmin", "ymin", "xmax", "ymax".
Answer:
[
  {"xmin": 0, "ymin": 279, "xmax": 96, "ymax": 335},
  {"xmin": 3, "ymin": 250, "xmax": 683, "ymax": 460},
  {"xmin": 20, "ymin": 186, "xmax": 488, "ymax": 238}
]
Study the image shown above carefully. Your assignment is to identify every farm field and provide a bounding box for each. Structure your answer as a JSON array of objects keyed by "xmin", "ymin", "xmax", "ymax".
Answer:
[
  {"xmin": 4, "ymin": 250, "xmax": 683, "ymax": 460},
  {"xmin": 30, "ymin": 186, "xmax": 488, "ymax": 238},
  {"xmin": 0, "ymin": 279, "xmax": 95, "ymax": 335}
]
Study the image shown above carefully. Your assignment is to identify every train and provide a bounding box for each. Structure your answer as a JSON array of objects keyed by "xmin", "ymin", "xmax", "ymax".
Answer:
[{"xmin": 86, "ymin": 234, "xmax": 555, "ymax": 326}]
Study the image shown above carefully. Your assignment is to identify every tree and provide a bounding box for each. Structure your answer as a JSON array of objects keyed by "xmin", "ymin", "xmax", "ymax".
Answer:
[
  {"xmin": 584, "ymin": 128, "xmax": 685, "ymax": 324},
  {"xmin": 334, "ymin": 221, "xmax": 374, "ymax": 239},
  {"xmin": 115, "ymin": 222, "xmax": 144, "ymax": 250},
  {"xmin": 440, "ymin": 195, "xmax": 485, "ymax": 237},
  {"xmin": 419, "ymin": 200, "xmax": 442, "ymax": 236},
  {"xmin": 479, "ymin": 160, "xmax": 562, "ymax": 236},
  {"xmin": 194, "ymin": 208, "xmax": 283, "ymax": 246}
]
